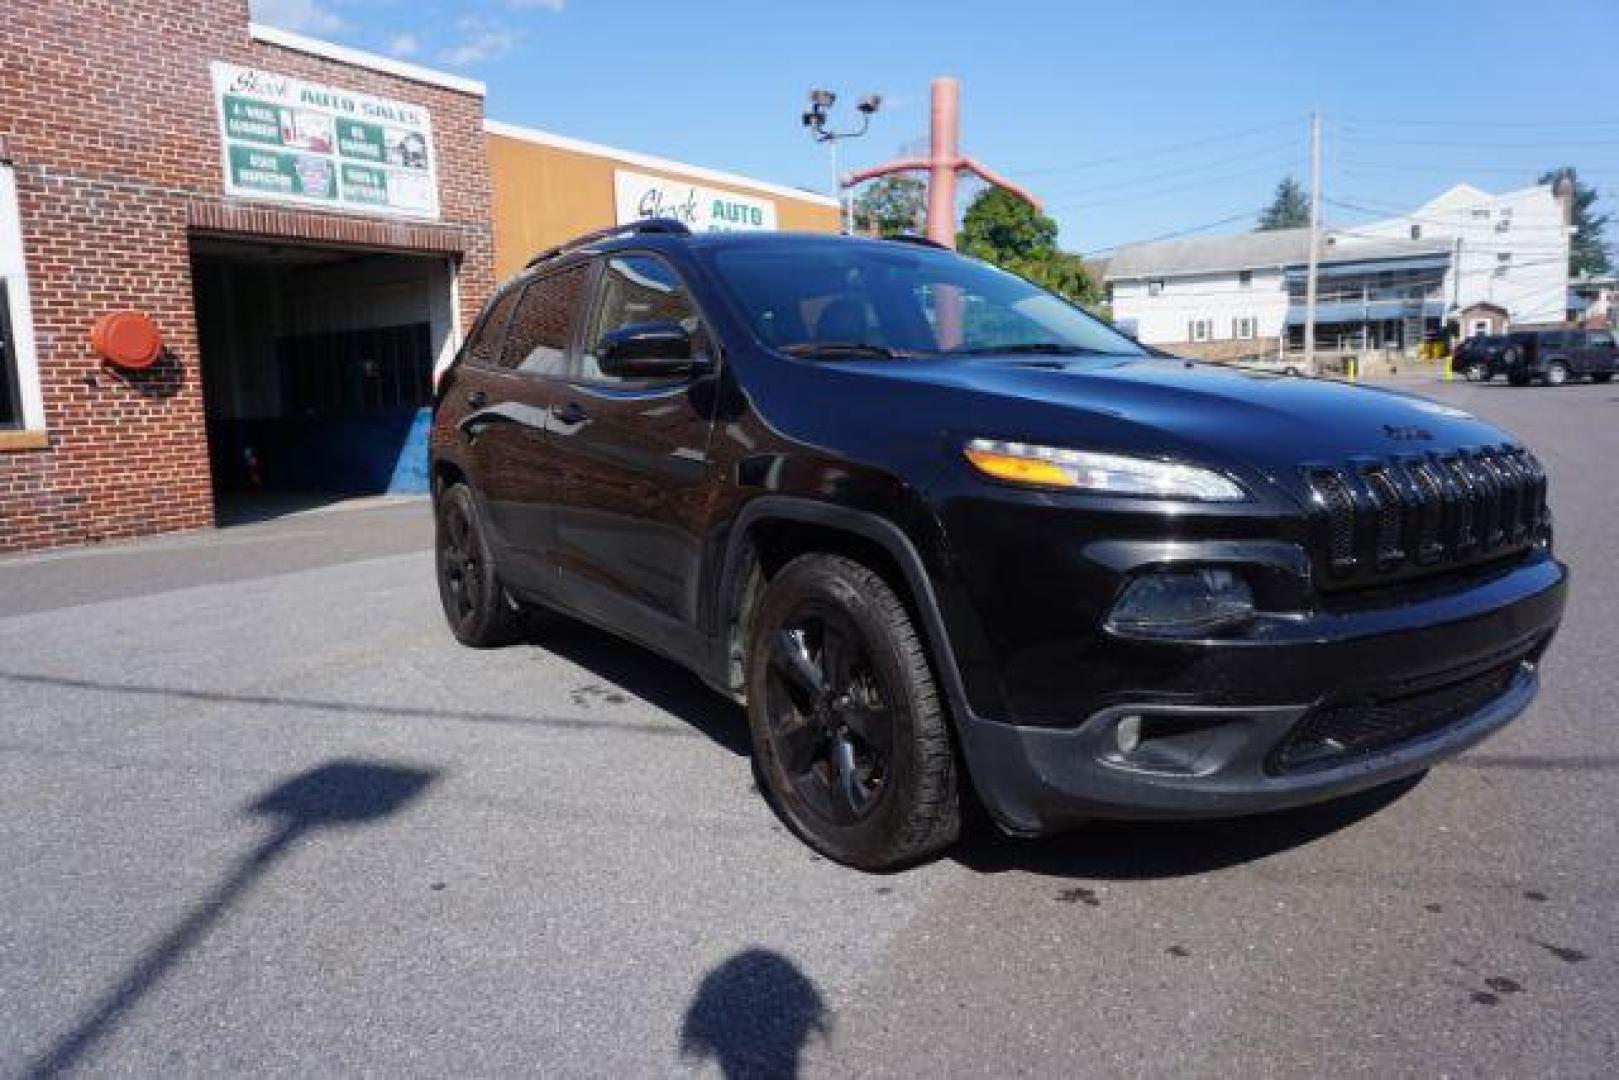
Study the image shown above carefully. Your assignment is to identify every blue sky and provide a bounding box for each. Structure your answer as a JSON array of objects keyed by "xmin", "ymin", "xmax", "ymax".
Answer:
[{"xmin": 251, "ymin": 0, "xmax": 1619, "ymax": 255}]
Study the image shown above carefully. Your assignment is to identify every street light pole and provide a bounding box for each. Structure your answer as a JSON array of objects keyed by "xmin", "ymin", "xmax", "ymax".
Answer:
[{"xmin": 802, "ymin": 89, "xmax": 882, "ymax": 235}]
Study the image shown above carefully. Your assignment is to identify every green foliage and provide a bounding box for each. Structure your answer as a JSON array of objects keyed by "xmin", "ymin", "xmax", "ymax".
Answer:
[
  {"xmin": 1257, "ymin": 176, "xmax": 1310, "ymax": 231},
  {"xmin": 1539, "ymin": 166, "xmax": 1611, "ymax": 277},
  {"xmin": 956, "ymin": 187, "xmax": 1099, "ymax": 305},
  {"xmin": 852, "ymin": 174, "xmax": 927, "ymax": 237},
  {"xmin": 959, "ymin": 187, "xmax": 1058, "ymax": 260}
]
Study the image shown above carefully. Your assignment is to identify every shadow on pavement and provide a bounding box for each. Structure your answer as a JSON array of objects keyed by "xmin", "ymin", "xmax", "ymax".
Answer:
[
  {"xmin": 680, "ymin": 948, "xmax": 829, "ymax": 1079},
  {"xmin": 25, "ymin": 760, "xmax": 438, "ymax": 1079},
  {"xmin": 0, "ymin": 668, "xmax": 728, "ymax": 746},
  {"xmin": 952, "ymin": 773, "xmax": 1423, "ymax": 880},
  {"xmin": 521, "ymin": 613, "xmax": 752, "ymax": 756}
]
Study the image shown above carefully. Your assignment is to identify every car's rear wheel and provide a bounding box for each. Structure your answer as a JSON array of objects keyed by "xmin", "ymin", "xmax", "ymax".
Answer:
[
  {"xmin": 1594, "ymin": 373, "xmax": 1613, "ymax": 384},
  {"xmin": 1462, "ymin": 361, "xmax": 1488, "ymax": 382},
  {"xmin": 435, "ymin": 483, "xmax": 524, "ymax": 647},
  {"xmin": 1544, "ymin": 361, "xmax": 1570, "ymax": 387},
  {"xmin": 745, "ymin": 554, "xmax": 960, "ymax": 871}
]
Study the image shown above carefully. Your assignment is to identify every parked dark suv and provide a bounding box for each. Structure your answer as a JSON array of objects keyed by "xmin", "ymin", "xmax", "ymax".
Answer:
[
  {"xmin": 431, "ymin": 222, "xmax": 1567, "ymax": 870},
  {"xmin": 1452, "ymin": 334, "xmax": 1511, "ymax": 382},
  {"xmin": 1499, "ymin": 328, "xmax": 1618, "ymax": 386}
]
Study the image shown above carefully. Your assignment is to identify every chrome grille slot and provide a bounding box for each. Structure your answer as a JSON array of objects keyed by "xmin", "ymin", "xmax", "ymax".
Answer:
[{"xmin": 1362, "ymin": 465, "xmax": 1407, "ymax": 568}]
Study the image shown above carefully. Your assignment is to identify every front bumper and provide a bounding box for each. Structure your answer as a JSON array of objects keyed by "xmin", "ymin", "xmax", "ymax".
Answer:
[{"xmin": 955, "ymin": 555, "xmax": 1567, "ymax": 835}]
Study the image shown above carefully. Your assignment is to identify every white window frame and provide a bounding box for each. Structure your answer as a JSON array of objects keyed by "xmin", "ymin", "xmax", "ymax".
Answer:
[
  {"xmin": 0, "ymin": 160, "xmax": 47, "ymax": 441},
  {"xmin": 1189, "ymin": 318, "xmax": 1212, "ymax": 343},
  {"xmin": 1232, "ymin": 316, "xmax": 1256, "ymax": 340},
  {"xmin": 1148, "ymin": 279, "xmax": 1165, "ymax": 296}
]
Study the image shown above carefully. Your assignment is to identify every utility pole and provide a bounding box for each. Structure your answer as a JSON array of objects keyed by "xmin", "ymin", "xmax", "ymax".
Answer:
[{"xmin": 1303, "ymin": 111, "xmax": 1322, "ymax": 374}]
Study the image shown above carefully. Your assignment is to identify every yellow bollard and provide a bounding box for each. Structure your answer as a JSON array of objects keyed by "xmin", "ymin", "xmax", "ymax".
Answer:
[
  {"xmin": 1443, "ymin": 356, "xmax": 1453, "ymax": 382},
  {"xmin": 1346, "ymin": 356, "xmax": 1357, "ymax": 382}
]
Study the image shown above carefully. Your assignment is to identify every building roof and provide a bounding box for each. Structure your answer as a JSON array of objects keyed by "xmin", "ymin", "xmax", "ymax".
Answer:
[{"xmin": 1105, "ymin": 227, "xmax": 1450, "ymax": 281}]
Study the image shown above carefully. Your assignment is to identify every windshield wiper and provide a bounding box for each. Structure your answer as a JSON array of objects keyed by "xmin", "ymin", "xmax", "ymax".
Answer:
[
  {"xmin": 780, "ymin": 342, "xmax": 907, "ymax": 360},
  {"xmin": 945, "ymin": 343, "xmax": 1106, "ymax": 357}
]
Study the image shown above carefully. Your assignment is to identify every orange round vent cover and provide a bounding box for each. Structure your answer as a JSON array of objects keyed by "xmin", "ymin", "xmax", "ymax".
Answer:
[{"xmin": 91, "ymin": 311, "xmax": 164, "ymax": 369}]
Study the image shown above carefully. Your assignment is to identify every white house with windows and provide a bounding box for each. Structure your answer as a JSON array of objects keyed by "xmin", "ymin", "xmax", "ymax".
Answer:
[{"xmin": 1107, "ymin": 182, "xmax": 1572, "ymax": 358}]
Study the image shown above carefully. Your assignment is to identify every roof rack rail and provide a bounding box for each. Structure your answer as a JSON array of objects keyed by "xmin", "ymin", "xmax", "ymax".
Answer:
[
  {"xmin": 525, "ymin": 218, "xmax": 692, "ymax": 269},
  {"xmin": 886, "ymin": 233, "xmax": 948, "ymax": 251}
]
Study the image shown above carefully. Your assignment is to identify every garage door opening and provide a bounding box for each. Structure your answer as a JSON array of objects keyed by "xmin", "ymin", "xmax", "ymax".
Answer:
[{"xmin": 190, "ymin": 235, "xmax": 457, "ymax": 520}]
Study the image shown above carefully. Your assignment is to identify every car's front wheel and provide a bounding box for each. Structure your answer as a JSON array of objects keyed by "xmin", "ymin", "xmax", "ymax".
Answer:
[
  {"xmin": 1461, "ymin": 361, "xmax": 1488, "ymax": 382},
  {"xmin": 1544, "ymin": 361, "xmax": 1570, "ymax": 387},
  {"xmin": 745, "ymin": 554, "xmax": 960, "ymax": 871},
  {"xmin": 435, "ymin": 483, "xmax": 524, "ymax": 647}
]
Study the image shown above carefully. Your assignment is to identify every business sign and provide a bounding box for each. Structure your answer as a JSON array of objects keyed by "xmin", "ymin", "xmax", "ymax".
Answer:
[
  {"xmin": 614, "ymin": 170, "xmax": 777, "ymax": 233},
  {"xmin": 211, "ymin": 62, "xmax": 439, "ymax": 219}
]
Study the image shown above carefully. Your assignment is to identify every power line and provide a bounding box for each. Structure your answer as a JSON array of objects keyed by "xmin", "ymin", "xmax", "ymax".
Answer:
[
  {"xmin": 1039, "ymin": 140, "xmax": 1303, "ymax": 201},
  {"xmin": 1049, "ymin": 158, "xmax": 1297, "ymax": 211},
  {"xmin": 1337, "ymin": 115, "xmax": 1619, "ymax": 129},
  {"xmin": 1010, "ymin": 117, "xmax": 1301, "ymax": 178},
  {"xmin": 1080, "ymin": 209, "xmax": 1260, "ymax": 258}
]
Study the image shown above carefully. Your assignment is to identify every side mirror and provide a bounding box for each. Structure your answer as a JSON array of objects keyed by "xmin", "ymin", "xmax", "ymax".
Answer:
[{"xmin": 596, "ymin": 321, "xmax": 706, "ymax": 379}]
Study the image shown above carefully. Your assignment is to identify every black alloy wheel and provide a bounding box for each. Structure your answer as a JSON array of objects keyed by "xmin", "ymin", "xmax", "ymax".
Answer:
[
  {"xmin": 764, "ymin": 608, "xmax": 896, "ymax": 825},
  {"xmin": 435, "ymin": 483, "xmax": 523, "ymax": 647},
  {"xmin": 745, "ymin": 554, "xmax": 960, "ymax": 871}
]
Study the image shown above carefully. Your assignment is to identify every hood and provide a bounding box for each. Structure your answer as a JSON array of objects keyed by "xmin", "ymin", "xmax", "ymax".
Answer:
[{"xmin": 828, "ymin": 355, "xmax": 1518, "ymax": 490}]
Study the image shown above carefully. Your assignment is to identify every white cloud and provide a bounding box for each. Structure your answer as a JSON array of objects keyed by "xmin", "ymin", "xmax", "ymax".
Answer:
[
  {"xmin": 386, "ymin": 32, "xmax": 420, "ymax": 58},
  {"xmin": 250, "ymin": 0, "xmax": 346, "ymax": 35},
  {"xmin": 437, "ymin": 16, "xmax": 524, "ymax": 66}
]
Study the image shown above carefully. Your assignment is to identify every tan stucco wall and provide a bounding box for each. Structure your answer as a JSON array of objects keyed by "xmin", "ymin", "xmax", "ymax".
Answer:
[{"xmin": 488, "ymin": 132, "xmax": 841, "ymax": 280}]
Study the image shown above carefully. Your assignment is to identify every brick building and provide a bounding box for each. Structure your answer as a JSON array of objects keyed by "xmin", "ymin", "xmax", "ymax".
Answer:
[
  {"xmin": 0, "ymin": 1, "xmax": 841, "ymax": 554},
  {"xmin": 0, "ymin": 1, "xmax": 494, "ymax": 552}
]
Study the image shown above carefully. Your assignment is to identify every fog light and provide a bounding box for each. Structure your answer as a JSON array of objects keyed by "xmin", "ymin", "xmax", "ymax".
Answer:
[
  {"xmin": 1108, "ymin": 569, "xmax": 1255, "ymax": 638},
  {"xmin": 1115, "ymin": 714, "xmax": 1143, "ymax": 753}
]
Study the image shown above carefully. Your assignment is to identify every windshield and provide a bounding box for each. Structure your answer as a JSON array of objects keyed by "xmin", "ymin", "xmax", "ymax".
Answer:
[{"xmin": 704, "ymin": 241, "xmax": 1145, "ymax": 359}]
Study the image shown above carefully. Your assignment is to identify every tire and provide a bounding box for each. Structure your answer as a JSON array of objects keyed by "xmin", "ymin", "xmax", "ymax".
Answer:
[
  {"xmin": 1544, "ymin": 361, "xmax": 1570, "ymax": 387},
  {"xmin": 745, "ymin": 554, "xmax": 960, "ymax": 871},
  {"xmin": 1508, "ymin": 371, "xmax": 1531, "ymax": 387},
  {"xmin": 1462, "ymin": 362, "xmax": 1488, "ymax": 382},
  {"xmin": 1594, "ymin": 373, "xmax": 1613, "ymax": 384},
  {"xmin": 435, "ymin": 483, "xmax": 524, "ymax": 648}
]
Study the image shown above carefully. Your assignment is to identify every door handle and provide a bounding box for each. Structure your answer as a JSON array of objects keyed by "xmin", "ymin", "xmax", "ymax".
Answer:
[
  {"xmin": 466, "ymin": 389, "xmax": 488, "ymax": 409},
  {"xmin": 555, "ymin": 401, "xmax": 590, "ymax": 426}
]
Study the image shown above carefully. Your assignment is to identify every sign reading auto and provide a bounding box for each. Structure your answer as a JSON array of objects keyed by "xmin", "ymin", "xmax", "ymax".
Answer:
[
  {"xmin": 211, "ymin": 62, "xmax": 439, "ymax": 219},
  {"xmin": 614, "ymin": 170, "xmax": 776, "ymax": 233}
]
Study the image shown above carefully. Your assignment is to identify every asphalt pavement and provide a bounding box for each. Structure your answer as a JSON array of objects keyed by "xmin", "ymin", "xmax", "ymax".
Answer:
[{"xmin": 1, "ymin": 377, "xmax": 1614, "ymax": 1077}]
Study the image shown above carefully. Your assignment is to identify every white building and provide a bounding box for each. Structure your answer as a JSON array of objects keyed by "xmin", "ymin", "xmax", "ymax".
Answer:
[{"xmin": 1106, "ymin": 182, "xmax": 1572, "ymax": 358}]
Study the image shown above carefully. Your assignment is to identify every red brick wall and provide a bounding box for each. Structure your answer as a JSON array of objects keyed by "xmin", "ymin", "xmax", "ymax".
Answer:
[{"xmin": 0, "ymin": 0, "xmax": 493, "ymax": 552}]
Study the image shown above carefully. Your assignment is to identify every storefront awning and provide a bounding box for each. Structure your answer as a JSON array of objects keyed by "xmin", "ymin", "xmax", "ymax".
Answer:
[{"xmin": 1285, "ymin": 300, "xmax": 1448, "ymax": 325}]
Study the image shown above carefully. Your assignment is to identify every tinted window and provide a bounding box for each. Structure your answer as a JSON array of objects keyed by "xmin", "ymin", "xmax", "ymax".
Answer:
[
  {"xmin": 581, "ymin": 254, "xmax": 707, "ymax": 382},
  {"xmin": 1588, "ymin": 332, "xmax": 1614, "ymax": 348},
  {"xmin": 0, "ymin": 281, "xmax": 20, "ymax": 428},
  {"xmin": 463, "ymin": 285, "xmax": 521, "ymax": 369},
  {"xmin": 501, "ymin": 263, "xmax": 589, "ymax": 375},
  {"xmin": 706, "ymin": 241, "xmax": 1143, "ymax": 358}
]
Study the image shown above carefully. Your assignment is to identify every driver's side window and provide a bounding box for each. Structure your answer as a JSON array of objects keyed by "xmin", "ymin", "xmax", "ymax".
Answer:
[{"xmin": 581, "ymin": 254, "xmax": 707, "ymax": 382}]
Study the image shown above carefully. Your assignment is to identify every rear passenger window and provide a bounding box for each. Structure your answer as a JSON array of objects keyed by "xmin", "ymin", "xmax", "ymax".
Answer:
[
  {"xmin": 501, "ymin": 263, "xmax": 589, "ymax": 375},
  {"xmin": 464, "ymin": 286, "xmax": 521, "ymax": 368},
  {"xmin": 1588, "ymin": 332, "xmax": 1613, "ymax": 348}
]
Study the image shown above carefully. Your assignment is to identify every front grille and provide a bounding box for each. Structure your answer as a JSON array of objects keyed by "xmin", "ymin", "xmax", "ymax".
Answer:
[
  {"xmin": 1301, "ymin": 445, "xmax": 1547, "ymax": 590},
  {"xmin": 1270, "ymin": 657, "xmax": 1528, "ymax": 774}
]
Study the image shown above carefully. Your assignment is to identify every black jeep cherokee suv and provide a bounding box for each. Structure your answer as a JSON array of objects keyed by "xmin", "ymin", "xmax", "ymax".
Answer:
[{"xmin": 430, "ymin": 222, "xmax": 1567, "ymax": 870}]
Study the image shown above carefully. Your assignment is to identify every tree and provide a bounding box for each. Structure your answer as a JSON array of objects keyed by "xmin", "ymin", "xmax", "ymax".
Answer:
[
  {"xmin": 959, "ymin": 187, "xmax": 1058, "ymax": 261},
  {"xmin": 852, "ymin": 174, "xmax": 927, "ymax": 237},
  {"xmin": 955, "ymin": 187, "xmax": 1099, "ymax": 305},
  {"xmin": 1257, "ymin": 176, "xmax": 1310, "ymax": 231},
  {"xmin": 1539, "ymin": 166, "xmax": 1611, "ymax": 277}
]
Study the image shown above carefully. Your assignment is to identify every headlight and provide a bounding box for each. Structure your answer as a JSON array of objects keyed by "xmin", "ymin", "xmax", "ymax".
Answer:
[
  {"xmin": 964, "ymin": 439, "xmax": 1246, "ymax": 501},
  {"xmin": 1107, "ymin": 569, "xmax": 1256, "ymax": 637}
]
